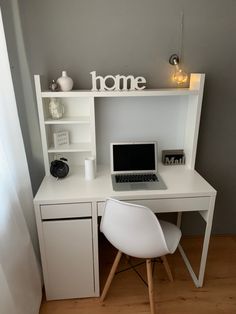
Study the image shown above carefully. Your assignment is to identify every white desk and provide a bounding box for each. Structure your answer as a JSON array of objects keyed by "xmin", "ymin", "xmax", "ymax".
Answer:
[{"xmin": 34, "ymin": 164, "xmax": 216, "ymax": 300}]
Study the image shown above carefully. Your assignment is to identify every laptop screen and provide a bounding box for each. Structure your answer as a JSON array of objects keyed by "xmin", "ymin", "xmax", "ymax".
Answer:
[{"xmin": 111, "ymin": 142, "xmax": 157, "ymax": 173}]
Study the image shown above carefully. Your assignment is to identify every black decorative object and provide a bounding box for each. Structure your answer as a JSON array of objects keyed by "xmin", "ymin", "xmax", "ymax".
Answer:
[
  {"xmin": 49, "ymin": 79, "xmax": 59, "ymax": 91},
  {"xmin": 50, "ymin": 158, "xmax": 69, "ymax": 178},
  {"xmin": 162, "ymin": 149, "xmax": 185, "ymax": 165}
]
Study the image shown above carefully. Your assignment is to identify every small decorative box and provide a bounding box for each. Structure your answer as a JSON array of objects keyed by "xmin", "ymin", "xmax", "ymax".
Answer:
[
  {"xmin": 162, "ymin": 149, "xmax": 185, "ymax": 165},
  {"xmin": 53, "ymin": 131, "xmax": 69, "ymax": 148}
]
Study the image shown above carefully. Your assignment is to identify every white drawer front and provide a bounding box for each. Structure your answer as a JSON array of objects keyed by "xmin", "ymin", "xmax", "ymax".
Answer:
[
  {"xmin": 97, "ymin": 197, "xmax": 210, "ymax": 216},
  {"xmin": 41, "ymin": 202, "xmax": 92, "ymax": 220}
]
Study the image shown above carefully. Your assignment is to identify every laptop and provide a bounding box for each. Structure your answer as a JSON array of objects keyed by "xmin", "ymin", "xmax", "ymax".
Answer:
[{"xmin": 110, "ymin": 141, "xmax": 167, "ymax": 191}]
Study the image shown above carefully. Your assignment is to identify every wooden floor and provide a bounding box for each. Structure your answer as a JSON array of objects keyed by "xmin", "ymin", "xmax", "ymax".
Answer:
[{"xmin": 39, "ymin": 235, "xmax": 236, "ymax": 314}]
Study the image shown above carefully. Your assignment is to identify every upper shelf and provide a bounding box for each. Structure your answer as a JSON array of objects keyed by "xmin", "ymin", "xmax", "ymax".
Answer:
[
  {"xmin": 41, "ymin": 88, "xmax": 199, "ymax": 98},
  {"xmin": 38, "ymin": 73, "xmax": 204, "ymax": 98},
  {"xmin": 35, "ymin": 73, "xmax": 205, "ymax": 98}
]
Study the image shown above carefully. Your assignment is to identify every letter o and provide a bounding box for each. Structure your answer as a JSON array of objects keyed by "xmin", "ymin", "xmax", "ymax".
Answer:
[{"xmin": 103, "ymin": 75, "xmax": 117, "ymax": 91}]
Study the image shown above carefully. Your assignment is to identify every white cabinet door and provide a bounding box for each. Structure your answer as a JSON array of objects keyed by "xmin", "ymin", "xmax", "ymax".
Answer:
[{"xmin": 42, "ymin": 218, "xmax": 94, "ymax": 300}]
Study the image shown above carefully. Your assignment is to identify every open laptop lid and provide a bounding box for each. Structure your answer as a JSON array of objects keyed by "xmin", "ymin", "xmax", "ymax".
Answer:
[{"xmin": 110, "ymin": 141, "xmax": 157, "ymax": 174}]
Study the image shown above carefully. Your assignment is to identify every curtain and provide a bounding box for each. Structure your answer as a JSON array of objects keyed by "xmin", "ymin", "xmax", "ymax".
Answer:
[{"xmin": 0, "ymin": 8, "xmax": 42, "ymax": 314}]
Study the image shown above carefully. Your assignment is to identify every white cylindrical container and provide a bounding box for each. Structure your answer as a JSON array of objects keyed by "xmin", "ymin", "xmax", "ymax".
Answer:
[
  {"xmin": 57, "ymin": 71, "xmax": 74, "ymax": 91},
  {"xmin": 85, "ymin": 157, "xmax": 96, "ymax": 180}
]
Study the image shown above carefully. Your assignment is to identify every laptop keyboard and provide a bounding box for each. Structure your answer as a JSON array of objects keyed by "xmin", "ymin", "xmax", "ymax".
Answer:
[{"xmin": 115, "ymin": 173, "xmax": 158, "ymax": 183}]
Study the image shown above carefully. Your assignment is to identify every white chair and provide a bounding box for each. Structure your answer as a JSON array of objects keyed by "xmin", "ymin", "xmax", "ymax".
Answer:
[{"xmin": 100, "ymin": 198, "xmax": 182, "ymax": 314}]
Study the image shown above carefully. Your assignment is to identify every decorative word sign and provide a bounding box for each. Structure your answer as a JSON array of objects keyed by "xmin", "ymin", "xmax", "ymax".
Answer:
[
  {"xmin": 90, "ymin": 71, "xmax": 146, "ymax": 91},
  {"xmin": 162, "ymin": 149, "xmax": 185, "ymax": 165}
]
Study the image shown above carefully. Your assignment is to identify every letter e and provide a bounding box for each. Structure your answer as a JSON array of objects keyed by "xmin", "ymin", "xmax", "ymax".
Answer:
[{"xmin": 134, "ymin": 76, "xmax": 146, "ymax": 90}]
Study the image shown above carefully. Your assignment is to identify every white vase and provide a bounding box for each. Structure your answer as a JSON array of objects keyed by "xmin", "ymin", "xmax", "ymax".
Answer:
[{"xmin": 57, "ymin": 71, "xmax": 73, "ymax": 91}]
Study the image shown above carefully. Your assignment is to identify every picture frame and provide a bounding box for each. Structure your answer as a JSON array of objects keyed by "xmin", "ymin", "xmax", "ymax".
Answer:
[{"xmin": 53, "ymin": 131, "xmax": 69, "ymax": 148}]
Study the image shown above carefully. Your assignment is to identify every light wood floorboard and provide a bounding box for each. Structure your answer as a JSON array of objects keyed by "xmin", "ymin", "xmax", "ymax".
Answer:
[{"xmin": 39, "ymin": 235, "xmax": 236, "ymax": 314}]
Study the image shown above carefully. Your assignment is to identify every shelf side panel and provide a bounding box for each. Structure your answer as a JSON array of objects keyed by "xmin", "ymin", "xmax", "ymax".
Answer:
[
  {"xmin": 184, "ymin": 74, "xmax": 205, "ymax": 169},
  {"xmin": 34, "ymin": 75, "xmax": 50, "ymax": 175},
  {"xmin": 89, "ymin": 97, "xmax": 96, "ymax": 162}
]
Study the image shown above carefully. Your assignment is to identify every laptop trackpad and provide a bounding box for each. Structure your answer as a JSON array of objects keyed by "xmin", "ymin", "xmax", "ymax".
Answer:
[{"xmin": 130, "ymin": 183, "xmax": 147, "ymax": 190}]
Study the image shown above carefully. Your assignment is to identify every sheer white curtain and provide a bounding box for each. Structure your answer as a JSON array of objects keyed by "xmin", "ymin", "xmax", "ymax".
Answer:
[{"xmin": 0, "ymin": 8, "xmax": 41, "ymax": 314}]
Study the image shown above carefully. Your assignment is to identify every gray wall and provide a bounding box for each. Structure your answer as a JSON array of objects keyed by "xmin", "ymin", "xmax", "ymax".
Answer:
[
  {"xmin": 0, "ymin": 0, "xmax": 44, "ymax": 195},
  {"xmin": 3, "ymin": 0, "xmax": 236, "ymax": 234}
]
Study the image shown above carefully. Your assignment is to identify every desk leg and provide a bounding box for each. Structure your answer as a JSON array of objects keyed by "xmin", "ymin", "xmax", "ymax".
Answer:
[
  {"xmin": 198, "ymin": 196, "xmax": 216, "ymax": 286},
  {"xmin": 177, "ymin": 212, "xmax": 182, "ymax": 228},
  {"xmin": 92, "ymin": 202, "xmax": 100, "ymax": 296},
  {"xmin": 178, "ymin": 196, "xmax": 216, "ymax": 287}
]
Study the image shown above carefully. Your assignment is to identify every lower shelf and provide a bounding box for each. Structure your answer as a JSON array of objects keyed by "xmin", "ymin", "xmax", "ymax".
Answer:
[{"xmin": 48, "ymin": 142, "xmax": 92, "ymax": 153}]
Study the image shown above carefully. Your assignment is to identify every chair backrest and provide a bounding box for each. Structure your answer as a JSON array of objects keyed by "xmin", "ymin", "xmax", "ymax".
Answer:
[{"xmin": 100, "ymin": 198, "xmax": 170, "ymax": 258}]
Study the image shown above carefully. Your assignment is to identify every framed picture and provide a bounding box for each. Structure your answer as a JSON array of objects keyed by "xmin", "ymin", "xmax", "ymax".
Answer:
[{"xmin": 53, "ymin": 131, "xmax": 69, "ymax": 148}]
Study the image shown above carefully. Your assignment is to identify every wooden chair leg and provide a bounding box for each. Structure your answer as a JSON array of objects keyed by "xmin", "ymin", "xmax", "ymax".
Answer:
[
  {"xmin": 161, "ymin": 255, "xmax": 173, "ymax": 282},
  {"xmin": 146, "ymin": 259, "xmax": 155, "ymax": 314},
  {"xmin": 100, "ymin": 250, "xmax": 122, "ymax": 302}
]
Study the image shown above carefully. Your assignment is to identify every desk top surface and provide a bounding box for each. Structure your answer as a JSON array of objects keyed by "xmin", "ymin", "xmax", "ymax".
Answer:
[{"xmin": 34, "ymin": 165, "xmax": 216, "ymax": 204}]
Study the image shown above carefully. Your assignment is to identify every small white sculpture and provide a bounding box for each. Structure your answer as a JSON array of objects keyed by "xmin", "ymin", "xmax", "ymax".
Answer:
[{"xmin": 90, "ymin": 71, "xmax": 146, "ymax": 91}]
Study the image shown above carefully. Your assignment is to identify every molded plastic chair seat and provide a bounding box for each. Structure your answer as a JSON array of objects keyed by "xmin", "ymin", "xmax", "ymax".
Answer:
[
  {"xmin": 100, "ymin": 198, "xmax": 182, "ymax": 314},
  {"xmin": 159, "ymin": 220, "xmax": 181, "ymax": 254}
]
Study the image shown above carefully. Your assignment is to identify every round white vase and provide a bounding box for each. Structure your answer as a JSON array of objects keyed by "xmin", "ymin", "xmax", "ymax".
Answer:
[{"xmin": 57, "ymin": 71, "xmax": 74, "ymax": 91}]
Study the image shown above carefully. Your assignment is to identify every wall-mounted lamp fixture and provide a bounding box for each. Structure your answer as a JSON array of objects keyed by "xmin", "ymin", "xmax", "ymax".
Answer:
[{"xmin": 169, "ymin": 54, "xmax": 188, "ymax": 85}]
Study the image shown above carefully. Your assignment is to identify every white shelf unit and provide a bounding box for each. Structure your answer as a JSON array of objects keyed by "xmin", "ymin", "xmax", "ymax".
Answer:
[
  {"xmin": 35, "ymin": 73, "xmax": 205, "ymax": 175},
  {"xmin": 35, "ymin": 75, "xmax": 96, "ymax": 175}
]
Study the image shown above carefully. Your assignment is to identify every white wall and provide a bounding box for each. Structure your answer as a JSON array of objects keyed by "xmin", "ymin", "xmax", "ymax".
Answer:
[{"xmin": 96, "ymin": 96, "xmax": 188, "ymax": 164}]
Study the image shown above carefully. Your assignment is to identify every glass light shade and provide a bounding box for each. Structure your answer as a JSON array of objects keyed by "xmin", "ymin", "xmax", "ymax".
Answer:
[{"xmin": 173, "ymin": 66, "xmax": 188, "ymax": 85}]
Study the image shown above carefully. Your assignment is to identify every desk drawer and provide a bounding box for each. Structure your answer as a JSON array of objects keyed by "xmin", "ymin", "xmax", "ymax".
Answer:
[
  {"xmin": 41, "ymin": 202, "xmax": 92, "ymax": 220},
  {"xmin": 97, "ymin": 197, "xmax": 210, "ymax": 216}
]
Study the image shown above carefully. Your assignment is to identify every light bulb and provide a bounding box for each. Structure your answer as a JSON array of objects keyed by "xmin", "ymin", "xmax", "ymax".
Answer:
[
  {"xmin": 173, "ymin": 64, "xmax": 188, "ymax": 85},
  {"xmin": 169, "ymin": 54, "xmax": 188, "ymax": 85}
]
